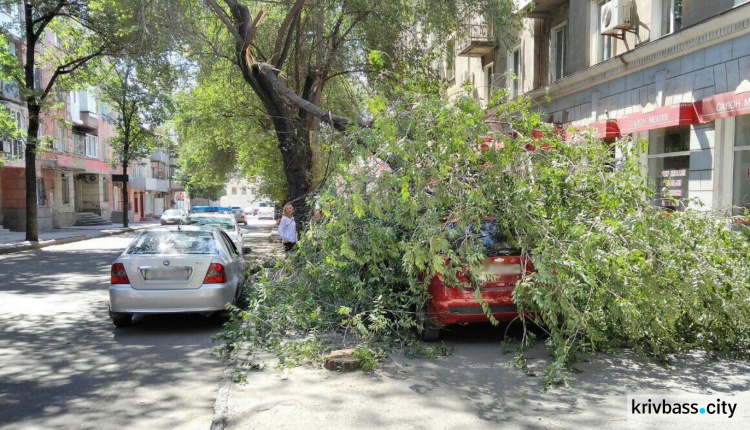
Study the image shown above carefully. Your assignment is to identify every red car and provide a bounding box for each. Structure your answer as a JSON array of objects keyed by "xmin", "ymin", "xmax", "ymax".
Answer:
[{"xmin": 422, "ymin": 220, "xmax": 535, "ymax": 341}]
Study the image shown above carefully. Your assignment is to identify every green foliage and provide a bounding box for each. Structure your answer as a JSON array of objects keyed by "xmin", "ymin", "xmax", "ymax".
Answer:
[
  {"xmin": 218, "ymin": 91, "xmax": 749, "ymax": 388},
  {"xmin": 99, "ymin": 59, "xmax": 175, "ymax": 168}
]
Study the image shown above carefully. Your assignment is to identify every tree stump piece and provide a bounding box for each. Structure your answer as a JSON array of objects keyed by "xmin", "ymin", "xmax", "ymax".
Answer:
[{"xmin": 324, "ymin": 349, "xmax": 361, "ymax": 372}]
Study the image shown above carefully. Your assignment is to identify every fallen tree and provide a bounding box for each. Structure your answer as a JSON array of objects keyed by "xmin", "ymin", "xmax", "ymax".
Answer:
[{"xmin": 217, "ymin": 91, "xmax": 750, "ymax": 389}]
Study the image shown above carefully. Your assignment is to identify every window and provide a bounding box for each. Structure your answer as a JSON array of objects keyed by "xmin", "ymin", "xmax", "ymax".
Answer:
[
  {"xmin": 36, "ymin": 178, "xmax": 47, "ymax": 206},
  {"xmin": 733, "ymin": 116, "xmax": 750, "ymax": 215},
  {"xmin": 660, "ymin": 0, "xmax": 683, "ymax": 37},
  {"xmin": 72, "ymin": 133, "xmax": 85, "ymax": 154},
  {"xmin": 595, "ymin": 1, "xmax": 613, "ymax": 63},
  {"xmin": 648, "ymin": 126, "xmax": 691, "ymax": 211},
  {"xmin": 446, "ymin": 40, "xmax": 455, "ymax": 81},
  {"xmin": 241, "ymin": 187, "xmax": 247, "ymax": 195},
  {"xmin": 551, "ymin": 22, "xmax": 568, "ymax": 81},
  {"xmin": 231, "ymin": 187, "xmax": 237, "ymax": 195},
  {"xmin": 508, "ymin": 46, "xmax": 522, "ymax": 98},
  {"xmin": 62, "ymin": 177, "xmax": 70, "ymax": 204},
  {"xmin": 85, "ymin": 134, "xmax": 98, "ymax": 158},
  {"xmin": 103, "ymin": 177, "xmax": 109, "ymax": 201},
  {"xmin": 54, "ymin": 129, "xmax": 65, "ymax": 151},
  {"xmin": 33, "ymin": 68, "xmax": 42, "ymax": 90},
  {"xmin": 484, "ymin": 63, "xmax": 494, "ymax": 104}
]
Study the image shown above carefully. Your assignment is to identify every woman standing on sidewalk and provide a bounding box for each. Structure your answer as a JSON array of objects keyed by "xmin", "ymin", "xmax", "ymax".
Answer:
[{"xmin": 278, "ymin": 203, "xmax": 298, "ymax": 252}]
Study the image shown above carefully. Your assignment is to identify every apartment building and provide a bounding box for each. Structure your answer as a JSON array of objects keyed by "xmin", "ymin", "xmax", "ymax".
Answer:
[
  {"xmin": 488, "ymin": 0, "xmax": 750, "ymax": 214},
  {"xmin": 0, "ymin": 8, "xmax": 184, "ymax": 230}
]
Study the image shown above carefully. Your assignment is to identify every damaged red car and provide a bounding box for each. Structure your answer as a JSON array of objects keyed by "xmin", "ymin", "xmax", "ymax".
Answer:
[{"xmin": 422, "ymin": 219, "xmax": 535, "ymax": 341}]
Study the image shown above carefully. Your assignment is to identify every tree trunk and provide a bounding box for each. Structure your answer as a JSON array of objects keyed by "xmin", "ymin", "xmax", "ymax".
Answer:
[
  {"xmin": 122, "ymin": 161, "xmax": 129, "ymax": 228},
  {"xmin": 238, "ymin": 60, "xmax": 314, "ymax": 223},
  {"xmin": 24, "ymin": 104, "xmax": 41, "ymax": 241}
]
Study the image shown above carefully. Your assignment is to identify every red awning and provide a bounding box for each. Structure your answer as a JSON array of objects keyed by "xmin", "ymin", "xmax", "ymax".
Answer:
[
  {"xmin": 617, "ymin": 103, "xmax": 699, "ymax": 135},
  {"xmin": 696, "ymin": 90, "xmax": 750, "ymax": 122}
]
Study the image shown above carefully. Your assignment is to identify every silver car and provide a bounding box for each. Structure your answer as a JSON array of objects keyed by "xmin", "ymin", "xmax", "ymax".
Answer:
[
  {"xmin": 160, "ymin": 209, "xmax": 187, "ymax": 225},
  {"xmin": 108, "ymin": 226, "xmax": 247, "ymax": 327},
  {"xmin": 183, "ymin": 213, "xmax": 247, "ymax": 254}
]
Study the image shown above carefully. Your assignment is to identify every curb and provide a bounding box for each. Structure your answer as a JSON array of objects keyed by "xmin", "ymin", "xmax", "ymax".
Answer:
[
  {"xmin": 210, "ymin": 361, "xmax": 236, "ymax": 430},
  {"xmin": 0, "ymin": 225, "xmax": 152, "ymax": 255}
]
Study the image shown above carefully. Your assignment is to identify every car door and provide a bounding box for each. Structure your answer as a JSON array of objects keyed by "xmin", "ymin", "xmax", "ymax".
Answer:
[{"xmin": 219, "ymin": 231, "xmax": 246, "ymax": 284}]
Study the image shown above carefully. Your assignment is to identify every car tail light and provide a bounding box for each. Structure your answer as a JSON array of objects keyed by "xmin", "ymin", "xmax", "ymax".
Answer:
[
  {"xmin": 111, "ymin": 263, "xmax": 130, "ymax": 284},
  {"xmin": 204, "ymin": 263, "xmax": 227, "ymax": 284}
]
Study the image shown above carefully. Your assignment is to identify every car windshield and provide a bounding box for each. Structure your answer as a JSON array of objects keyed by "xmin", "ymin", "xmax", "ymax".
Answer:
[
  {"xmin": 446, "ymin": 221, "xmax": 518, "ymax": 256},
  {"xmin": 184, "ymin": 216, "xmax": 235, "ymax": 231},
  {"xmin": 127, "ymin": 231, "xmax": 217, "ymax": 255},
  {"xmin": 163, "ymin": 210, "xmax": 182, "ymax": 216}
]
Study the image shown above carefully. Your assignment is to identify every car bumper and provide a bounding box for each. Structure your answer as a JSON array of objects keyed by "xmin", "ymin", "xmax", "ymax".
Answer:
[
  {"xmin": 428, "ymin": 281, "xmax": 519, "ymax": 325},
  {"xmin": 109, "ymin": 283, "xmax": 236, "ymax": 314},
  {"xmin": 160, "ymin": 219, "xmax": 180, "ymax": 224}
]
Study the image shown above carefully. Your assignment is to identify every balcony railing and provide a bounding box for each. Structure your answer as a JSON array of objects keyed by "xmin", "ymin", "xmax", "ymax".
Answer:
[{"xmin": 456, "ymin": 24, "xmax": 494, "ymax": 57}]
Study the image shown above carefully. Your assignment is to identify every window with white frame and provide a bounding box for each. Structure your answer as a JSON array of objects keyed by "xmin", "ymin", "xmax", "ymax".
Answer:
[
  {"xmin": 660, "ymin": 0, "xmax": 683, "ymax": 37},
  {"xmin": 551, "ymin": 22, "xmax": 568, "ymax": 81},
  {"xmin": 85, "ymin": 134, "xmax": 98, "ymax": 158},
  {"xmin": 508, "ymin": 45, "xmax": 522, "ymax": 98},
  {"xmin": 595, "ymin": 1, "xmax": 613, "ymax": 63},
  {"xmin": 54, "ymin": 128, "xmax": 65, "ymax": 151}
]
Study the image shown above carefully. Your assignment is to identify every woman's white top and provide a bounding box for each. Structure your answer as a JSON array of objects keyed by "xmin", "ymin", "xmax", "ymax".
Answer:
[{"xmin": 278, "ymin": 216, "xmax": 298, "ymax": 243}]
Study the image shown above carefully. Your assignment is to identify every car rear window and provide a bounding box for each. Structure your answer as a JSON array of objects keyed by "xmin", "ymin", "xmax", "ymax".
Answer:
[
  {"xmin": 184, "ymin": 216, "xmax": 235, "ymax": 231},
  {"xmin": 163, "ymin": 209, "xmax": 181, "ymax": 216},
  {"xmin": 446, "ymin": 221, "xmax": 519, "ymax": 256},
  {"xmin": 127, "ymin": 231, "xmax": 218, "ymax": 255}
]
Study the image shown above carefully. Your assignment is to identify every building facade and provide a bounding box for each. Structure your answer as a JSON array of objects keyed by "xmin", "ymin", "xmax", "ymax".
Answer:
[{"xmin": 446, "ymin": 0, "xmax": 750, "ymax": 214}]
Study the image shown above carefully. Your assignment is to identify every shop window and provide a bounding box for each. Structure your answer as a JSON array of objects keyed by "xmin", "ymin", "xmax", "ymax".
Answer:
[
  {"xmin": 648, "ymin": 126, "xmax": 691, "ymax": 211},
  {"xmin": 733, "ymin": 116, "xmax": 750, "ymax": 214}
]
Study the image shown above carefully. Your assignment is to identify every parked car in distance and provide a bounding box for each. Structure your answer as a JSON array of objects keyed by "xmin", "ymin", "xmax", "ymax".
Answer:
[
  {"xmin": 256, "ymin": 202, "xmax": 275, "ymax": 220},
  {"xmin": 160, "ymin": 209, "xmax": 187, "ymax": 225},
  {"xmin": 423, "ymin": 219, "xmax": 535, "ymax": 341},
  {"xmin": 183, "ymin": 214, "xmax": 249, "ymax": 255},
  {"xmin": 108, "ymin": 225, "xmax": 247, "ymax": 327},
  {"xmin": 230, "ymin": 206, "xmax": 247, "ymax": 225}
]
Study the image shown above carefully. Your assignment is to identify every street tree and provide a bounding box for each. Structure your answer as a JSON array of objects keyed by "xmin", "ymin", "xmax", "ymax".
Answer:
[
  {"xmin": 100, "ymin": 59, "xmax": 175, "ymax": 227},
  {"xmin": 190, "ymin": 0, "xmax": 520, "ymax": 221},
  {"xmin": 0, "ymin": 0, "xmax": 185, "ymax": 240}
]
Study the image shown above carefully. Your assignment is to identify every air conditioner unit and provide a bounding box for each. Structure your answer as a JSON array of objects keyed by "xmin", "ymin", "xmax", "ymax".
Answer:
[
  {"xmin": 601, "ymin": 0, "xmax": 633, "ymax": 36},
  {"xmin": 61, "ymin": 173, "xmax": 72, "ymax": 179},
  {"xmin": 88, "ymin": 174, "xmax": 98, "ymax": 183}
]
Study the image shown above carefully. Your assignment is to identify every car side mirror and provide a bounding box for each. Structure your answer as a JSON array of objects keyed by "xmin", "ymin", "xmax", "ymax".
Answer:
[{"xmin": 242, "ymin": 247, "xmax": 252, "ymax": 254}]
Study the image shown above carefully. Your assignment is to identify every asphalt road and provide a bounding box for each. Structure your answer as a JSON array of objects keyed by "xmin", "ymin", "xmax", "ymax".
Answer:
[{"xmin": 0, "ymin": 232, "xmax": 228, "ymax": 429}]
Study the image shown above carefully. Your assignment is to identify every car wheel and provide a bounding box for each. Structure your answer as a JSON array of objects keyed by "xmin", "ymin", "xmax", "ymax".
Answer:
[
  {"xmin": 420, "ymin": 314, "xmax": 440, "ymax": 342},
  {"xmin": 110, "ymin": 312, "xmax": 133, "ymax": 328}
]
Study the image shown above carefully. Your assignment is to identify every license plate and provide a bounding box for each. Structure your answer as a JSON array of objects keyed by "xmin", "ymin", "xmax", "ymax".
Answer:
[
  {"xmin": 483, "ymin": 264, "xmax": 522, "ymax": 276},
  {"xmin": 141, "ymin": 267, "xmax": 192, "ymax": 281}
]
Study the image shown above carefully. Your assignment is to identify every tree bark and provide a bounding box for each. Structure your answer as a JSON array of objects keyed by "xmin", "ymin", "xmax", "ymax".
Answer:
[
  {"xmin": 24, "ymin": 105, "xmax": 40, "ymax": 241},
  {"xmin": 122, "ymin": 161, "xmax": 129, "ymax": 228}
]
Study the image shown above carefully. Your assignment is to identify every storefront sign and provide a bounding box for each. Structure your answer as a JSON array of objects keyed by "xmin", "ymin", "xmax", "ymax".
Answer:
[
  {"xmin": 697, "ymin": 91, "xmax": 750, "ymax": 122},
  {"xmin": 618, "ymin": 103, "xmax": 698, "ymax": 135}
]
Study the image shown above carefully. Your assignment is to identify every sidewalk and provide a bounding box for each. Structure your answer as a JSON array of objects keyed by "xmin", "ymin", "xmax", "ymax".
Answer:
[{"xmin": 0, "ymin": 220, "xmax": 160, "ymax": 255}]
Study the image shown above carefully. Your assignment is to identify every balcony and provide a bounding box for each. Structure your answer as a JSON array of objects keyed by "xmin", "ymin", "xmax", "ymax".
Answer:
[
  {"xmin": 0, "ymin": 139, "xmax": 25, "ymax": 166},
  {"xmin": 130, "ymin": 176, "xmax": 158, "ymax": 191},
  {"xmin": 169, "ymin": 179, "xmax": 185, "ymax": 191},
  {"xmin": 151, "ymin": 150, "xmax": 169, "ymax": 164},
  {"xmin": 517, "ymin": 0, "xmax": 569, "ymax": 19},
  {"xmin": 456, "ymin": 24, "xmax": 494, "ymax": 57},
  {"xmin": 76, "ymin": 111, "xmax": 98, "ymax": 133}
]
